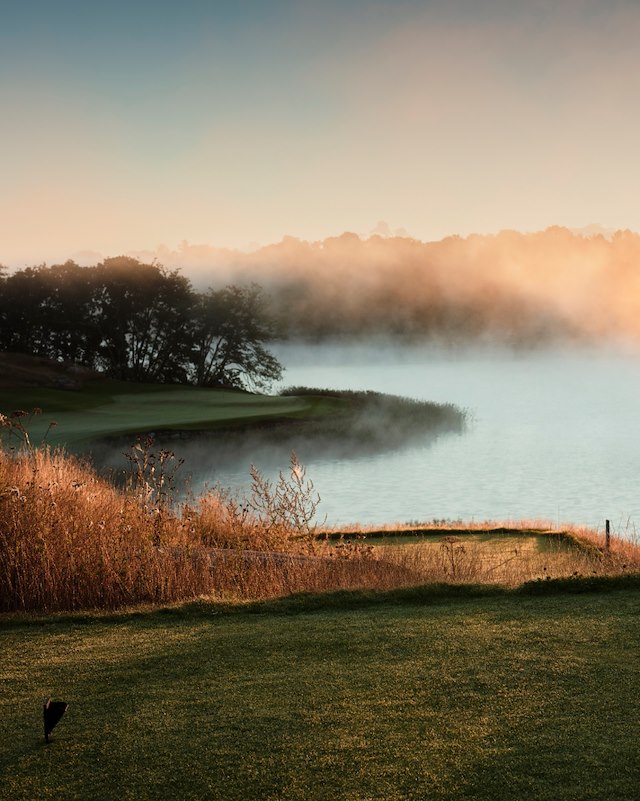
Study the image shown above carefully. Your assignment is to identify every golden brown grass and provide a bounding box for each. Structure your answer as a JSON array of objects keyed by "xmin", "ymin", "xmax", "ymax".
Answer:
[
  {"xmin": 378, "ymin": 532, "xmax": 640, "ymax": 587},
  {"xmin": 0, "ymin": 443, "xmax": 417, "ymax": 612},
  {"xmin": 1, "ymin": 430, "xmax": 640, "ymax": 613},
  {"xmin": 0, "ymin": 447, "xmax": 213, "ymax": 611}
]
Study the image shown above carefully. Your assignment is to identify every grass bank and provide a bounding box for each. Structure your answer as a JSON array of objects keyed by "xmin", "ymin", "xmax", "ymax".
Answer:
[
  {"xmin": 0, "ymin": 381, "xmax": 333, "ymax": 447},
  {"xmin": 0, "ymin": 379, "xmax": 465, "ymax": 450},
  {"xmin": 2, "ymin": 589, "xmax": 640, "ymax": 800}
]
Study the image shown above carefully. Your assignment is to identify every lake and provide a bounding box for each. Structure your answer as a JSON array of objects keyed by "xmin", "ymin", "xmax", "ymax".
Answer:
[{"xmin": 192, "ymin": 342, "xmax": 640, "ymax": 535}]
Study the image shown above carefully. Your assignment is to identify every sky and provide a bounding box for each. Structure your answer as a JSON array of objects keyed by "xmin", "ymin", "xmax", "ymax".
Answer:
[{"xmin": 2, "ymin": 0, "xmax": 640, "ymax": 267}]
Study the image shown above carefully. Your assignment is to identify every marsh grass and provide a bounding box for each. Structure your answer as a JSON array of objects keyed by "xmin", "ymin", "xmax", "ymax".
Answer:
[
  {"xmin": 278, "ymin": 386, "xmax": 466, "ymax": 451},
  {"xmin": 0, "ymin": 429, "xmax": 416, "ymax": 612},
  {"xmin": 1, "ymin": 410, "xmax": 640, "ymax": 613}
]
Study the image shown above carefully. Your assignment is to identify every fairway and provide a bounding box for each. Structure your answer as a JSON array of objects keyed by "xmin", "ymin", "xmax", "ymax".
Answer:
[
  {"xmin": 2, "ymin": 590, "xmax": 640, "ymax": 801},
  {"xmin": 0, "ymin": 382, "xmax": 321, "ymax": 447}
]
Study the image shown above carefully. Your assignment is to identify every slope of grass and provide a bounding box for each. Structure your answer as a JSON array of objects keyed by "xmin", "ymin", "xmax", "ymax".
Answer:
[
  {"xmin": 0, "ymin": 381, "xmax": 464, "ymax": 450},
  {"xmin": 0, "ymin": 382, "xmax": 339, "ymax": 447},
  {"xmin": 2, "ymin": 589, "xmax": 640, "ymax": 801}
]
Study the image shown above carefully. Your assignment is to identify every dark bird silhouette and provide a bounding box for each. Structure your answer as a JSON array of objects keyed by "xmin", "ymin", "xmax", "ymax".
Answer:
[{"xmin": 43, "ymin": 698, "xmax": 68, "ymax": 743}]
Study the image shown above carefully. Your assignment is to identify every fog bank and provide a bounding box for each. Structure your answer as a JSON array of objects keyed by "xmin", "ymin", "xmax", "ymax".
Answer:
[{"xmin": 129, "ymin": 227, "xmax": 640, "ymax": 345}]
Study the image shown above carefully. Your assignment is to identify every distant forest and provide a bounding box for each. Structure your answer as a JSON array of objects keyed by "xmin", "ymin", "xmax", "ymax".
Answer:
[
  {"xmin": 126, "ymin": 225, "xmax": 640, "ymax": 345},
  {"xmin": 3, "ymin": 226, "xmax": 640, "ymax": 389}
]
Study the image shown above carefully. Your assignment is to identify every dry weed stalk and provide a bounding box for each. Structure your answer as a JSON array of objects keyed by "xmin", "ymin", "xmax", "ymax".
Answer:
[{"xmin": 247, "ymin": 452, "xmax": 324, "ymax": 553}]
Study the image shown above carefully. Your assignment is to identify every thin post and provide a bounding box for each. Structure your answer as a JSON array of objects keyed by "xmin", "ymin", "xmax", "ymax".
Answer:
[{"xmin": 605, "ymin": 519, "xmax": 610, "ymax": 552}]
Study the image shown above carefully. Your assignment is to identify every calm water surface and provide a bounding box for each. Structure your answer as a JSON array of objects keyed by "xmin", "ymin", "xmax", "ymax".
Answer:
[{"xmin": 203, "ymin": 343, "xmax": 640, "ymax": 533}]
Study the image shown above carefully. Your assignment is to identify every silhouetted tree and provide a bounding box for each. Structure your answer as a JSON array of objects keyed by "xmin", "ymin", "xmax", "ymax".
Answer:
[
  {"xmin": 93, "ymin": 257, "xmax": 195, "ymax": 382},
  {"xmin": 0, "ymin": 258, "xmax": 283, "ymax": 390},
  {"xmin": 38, "ymin": 261, "xmax": 102, "ymax": 364},
  {"xmin": 192, "ymin": 283, "xmax": 282, "ymax": 390},
  {"xmin": 0, "ymin": 262, "xmax": 101, "ymax": 362},
  {"xmin": 0, "ymin": 265, "xmax": 55, "ymax": 356}
]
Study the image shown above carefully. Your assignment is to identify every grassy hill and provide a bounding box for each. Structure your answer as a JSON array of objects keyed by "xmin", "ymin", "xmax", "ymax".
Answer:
[
  {"xmin": 0, "ymin": 352, "xmax": 338, "ymax": 445},
  {"xmin": 0, "ymin": 380, "xmax": 333, "ymax": 447}
]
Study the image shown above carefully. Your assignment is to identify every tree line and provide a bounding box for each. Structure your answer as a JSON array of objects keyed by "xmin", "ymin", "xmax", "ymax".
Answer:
[{"xmin": 0, "ymin": 257, "xmax": 282, "ymax": 390}]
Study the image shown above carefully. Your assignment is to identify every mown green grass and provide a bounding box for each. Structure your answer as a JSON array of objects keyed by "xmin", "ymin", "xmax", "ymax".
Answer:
[
  {"xmin": 0, "ymin": 382, "xmax": 463, "ymax": 455},
  {"xmin": 343, "ymin": 530, "xmax": 553, "ymax": 549},
  {"xmin": 2, "ymin": 588, "xmax": 640, "ymax": 801},
  {"xmin": 0, "ymin": 382, "xmax": 340, "ymax": 447}
]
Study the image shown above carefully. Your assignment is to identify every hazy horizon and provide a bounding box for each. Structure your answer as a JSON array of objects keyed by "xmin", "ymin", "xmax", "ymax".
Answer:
[
  {"xmin": 0, "ymin": 221, "xmax": 629, "ymax": 271},
  {"xmin": 6, "ymin": 225, "xmax": 640, "ymax": 347},
  {"xmin": 2, "ymin": 1, "xmax": 640, "ymax": 267}
]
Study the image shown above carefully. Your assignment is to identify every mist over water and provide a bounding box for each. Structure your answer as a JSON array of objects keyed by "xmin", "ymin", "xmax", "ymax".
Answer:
[
  {"xmin": 136, "ymin": 228, "xmax": 640, "ymax": 345},
  {"xmin": 184, "ymin": 342, "xmax": 640, "ymax": 534}
]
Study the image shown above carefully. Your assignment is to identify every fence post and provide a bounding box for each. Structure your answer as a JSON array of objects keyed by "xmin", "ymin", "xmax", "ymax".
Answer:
[{"xmin": 605, "ymin": 519, "xmax": 610, "ymax": 552}]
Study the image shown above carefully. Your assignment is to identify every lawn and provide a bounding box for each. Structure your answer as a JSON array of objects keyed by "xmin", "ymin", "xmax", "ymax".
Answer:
[
  {"xmin": 2, "ymin": 588, "xmax": 639, "ymax": 801},
  {"xmin": 0, "ymin": 380, "xmax": 462, "ymax": 454},
  {"xmin": 0, "ymin": 381, "xmax": 340, "ymax": 447}
]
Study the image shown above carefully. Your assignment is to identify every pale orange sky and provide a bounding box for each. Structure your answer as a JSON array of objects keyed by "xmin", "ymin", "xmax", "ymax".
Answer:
[{"xmin": 2, "ymin": 0, "xmax": 639, "ymax": 267}]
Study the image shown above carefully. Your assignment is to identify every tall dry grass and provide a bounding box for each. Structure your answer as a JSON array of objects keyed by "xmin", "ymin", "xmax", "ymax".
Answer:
[
  {"xmin": 0, "ymin": 429, "xmax": 415, "ymax": 612},
  {"xmin": 0, "ymin": 446, "xmax": 211, "ymax": 611},
  {"xmin": 380, "ymin": 532, "xmax": 640, "ymax": 588},
  {"xmin": 1, "ymin": 413, "xmax": 639, "ymax": 612}
]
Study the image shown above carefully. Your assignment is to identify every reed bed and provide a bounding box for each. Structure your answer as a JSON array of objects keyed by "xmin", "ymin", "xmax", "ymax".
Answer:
[{"xmin": 1, "ymin": 425, "xmax": 639, "ymax": 612}]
